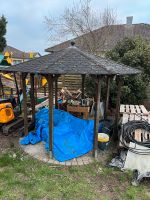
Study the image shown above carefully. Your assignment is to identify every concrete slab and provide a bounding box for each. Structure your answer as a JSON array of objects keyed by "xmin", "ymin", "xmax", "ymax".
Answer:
[{"xmin": 20, "ymin": 141, "xmax": 94, "ymax": 166}]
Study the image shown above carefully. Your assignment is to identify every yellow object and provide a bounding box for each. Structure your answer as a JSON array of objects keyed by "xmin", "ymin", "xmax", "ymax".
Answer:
[
  {"xmin": 98, "ymin": 133, "xmax": 109, "ymax": 143},
  {"xmin": 26, "ymin": 79, "xmax": 29, "ymax": 85},
  {"xmin": 4, "ymin": 51, "xmax": 10, "ymax": 57},
  {"xmin": 0, "ymin": 103, "xmax": 15, "ymax": 123},
  {"xmin": 0, "ymin": 73, "xmax": 28, "ymax": 85},
  {"xmin": 6, "ymin": 57, "xmax": 12, "ymax": 64},
  {"xmin": 42, "ymin": 77, "xmax": 47, "ymax": 86},
  {"xmin": 29, "ymin": 52, "xmax": 34, "ymax": 59},
  {"xmin": 0, "ymin": 73, "xmax": 13, "ymax": 80}
]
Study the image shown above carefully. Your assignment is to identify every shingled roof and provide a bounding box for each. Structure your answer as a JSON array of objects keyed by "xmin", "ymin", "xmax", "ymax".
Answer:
[{"xmin": 3, "ymin": 45, "xmax": 140, "ymax": 75}]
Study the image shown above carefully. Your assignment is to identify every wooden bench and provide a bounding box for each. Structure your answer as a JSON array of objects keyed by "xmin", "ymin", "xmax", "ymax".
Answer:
[{"xmin": 67, "ymin": 105, "xmax": 90, "ymax": 119}]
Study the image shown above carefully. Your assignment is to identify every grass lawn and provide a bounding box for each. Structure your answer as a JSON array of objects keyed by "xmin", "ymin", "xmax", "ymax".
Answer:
[{"xmin": 0, "ymin": 143, "xmax": 149, "ymax": 200}]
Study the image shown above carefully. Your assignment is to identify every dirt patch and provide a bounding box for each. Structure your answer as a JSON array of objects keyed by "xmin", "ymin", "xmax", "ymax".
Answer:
[{"xmin": 0, "ymin": 132, "xmax": 20, "ymax": 154}]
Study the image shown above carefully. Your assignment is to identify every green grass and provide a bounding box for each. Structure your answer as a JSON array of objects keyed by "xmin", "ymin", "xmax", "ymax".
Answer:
[{"xmin": 0, "ymin": 152, "xmax": 149, "ymax": 200}]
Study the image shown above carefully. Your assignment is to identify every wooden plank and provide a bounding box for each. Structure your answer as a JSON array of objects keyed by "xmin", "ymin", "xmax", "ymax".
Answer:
[
  {"xmin": 120, "ymin": 104, "xmax": 125, "ymax": 113},
  {"xmin": 122, "ymin": 113, "xmax": 129, "ymax": 124},
  {"xmin": 67, "ymin": 105, "xmax": 90, "ymax": 120},
  {"xmin": 35, "ymin": 99, "xmax": 49, "ymax": 110},
  {"xmin": 142, "ymin": 130, "xmax": 148, "ymax": 142},
  {"xmin": 135, "ymin": 105, "xmax": 141, "ymax": 114},
  {"xmin": 125, "ymin": 105, "xmax": 130, "ymax": 113},
  {"xmin": 140, "ymin": 105, "xmax": 149, "ymax": 115},
  {"xmin": 129, "ymin": 114, "xmax": 134, "ymax": 121},
  {"xmin": 67, "ymin": 105, "xmax": 90, "ymax": 113},
  {"xmin": 134, "ymin": 114, "xmax": 141, "ymax": 121},
  {"xmin": 130, "ymin": 105, "xmax": 136, "ymax": 114},
  {"xmin": 134, "ymin": 129, "xmax": 142, "ymax": 142}
]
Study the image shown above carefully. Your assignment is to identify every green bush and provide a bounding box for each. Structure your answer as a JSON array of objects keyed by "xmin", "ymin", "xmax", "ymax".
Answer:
[
  {"xmin": 85, "ymin": 37, "xmax": 150, "ymax": 107},
  {"xmin": 106, "ymin": 37, "xmax": 150, "ymax": 105}
]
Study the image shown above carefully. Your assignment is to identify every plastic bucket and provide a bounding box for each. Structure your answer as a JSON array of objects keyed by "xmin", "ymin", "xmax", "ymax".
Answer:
[{"xmin": 98, "ymin": 133, "xmax": 109, "ymax": 151}]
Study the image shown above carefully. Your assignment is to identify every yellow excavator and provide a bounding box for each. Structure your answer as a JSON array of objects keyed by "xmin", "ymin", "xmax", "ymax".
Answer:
[
  {"xmin": 0, "ymin": 72, "xmax": 33, "ymax": 135},
  {"xmin": 0, "ymin": 54, "xmax": 32, "ymax": 135}
]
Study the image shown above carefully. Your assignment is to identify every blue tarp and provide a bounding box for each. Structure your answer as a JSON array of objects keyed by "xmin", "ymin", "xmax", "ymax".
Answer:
[{"xmin": 20, "ymin": 108, "xmax": 94, "ymax": 162}]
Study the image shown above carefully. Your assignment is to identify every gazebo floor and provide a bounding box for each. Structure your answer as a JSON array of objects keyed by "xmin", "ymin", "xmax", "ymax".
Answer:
[{"xmin": 20, "ymin": 141, "xmax": 95, "ymax": 166}]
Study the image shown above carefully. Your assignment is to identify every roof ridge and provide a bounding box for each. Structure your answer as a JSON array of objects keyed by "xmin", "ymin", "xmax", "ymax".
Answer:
[{"xmin": 5, "ymin": 45, "xmax": 25, "ymax": 54}]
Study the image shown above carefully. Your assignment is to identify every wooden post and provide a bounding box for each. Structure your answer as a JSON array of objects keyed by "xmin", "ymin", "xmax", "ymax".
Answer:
[
  {"xmin": 93, "ymin": 76, "xmax": 101, "ymax": 158},
  {"xmin": 105, "ymin": 76, "xmax": 111, "ymax": 119},
  {"xmin": 55, "ymin": 75, "xmax": 58, "ymax": 109},
  {"xmin": 14, "ymin": 72, "xmax": 21, "ymax": 113},
  {"xmin": 81, "ymin": 74, "xmax": 85, "ymax": 99},
  {"xmin": 62, "ymin": 75, "xmax": 65, "ymax": 87},
  {"xmin": 22, "ymin": 73, "xmax": 28, "ymax": 135},
  {"xmin": 34, "ymin": 75, "xmax": 38, "ymax": 104},
  {"xmin": 10, "ymin": 88, "xmax": 13, "ymax": 95},
  {"xmin": 44, "ymin": 86, "xmax": 47, "ymax": 96},
  {"xmin": 30, "ymin": 73, "xmax": 35, "ymax": 122},
  {"xmin": 20, "ymin": 73, "xmax": 22, "ymax": 89},
  {"xmin": 114, "ymin": 76, "xmax": 122, "ymax": 140},
  {"xmin": 46, "ymin": 74, "xmax": 54, "ymax": 158},
  {"xmin": 0, "ymin": 75, "xmax": 4, "ymax": 98}
]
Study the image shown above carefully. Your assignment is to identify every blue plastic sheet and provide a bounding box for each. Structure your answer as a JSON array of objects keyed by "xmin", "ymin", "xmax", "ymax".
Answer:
[{"xmin": 20, "ymin": 108, "xmax": 94, "ymax": 162}]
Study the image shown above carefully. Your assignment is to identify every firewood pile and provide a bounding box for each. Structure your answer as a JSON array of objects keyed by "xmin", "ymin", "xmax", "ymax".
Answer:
[{"xmin": 58, "ymin": 87, "xmax": 94, "ymax": 112}]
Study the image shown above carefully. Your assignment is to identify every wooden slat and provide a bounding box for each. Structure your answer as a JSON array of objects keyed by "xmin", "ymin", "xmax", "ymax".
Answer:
[
  {"xmin": 134, "ymin": 114, "xmax": 141, "ymax": 121},
  {"xmin": 134, "ymin": 129, "xmax": 142, "ymax": 142},
  {"xmin": 142, "ymin": 130, "xmax": 148, "ymax": 142},
  {"xmin": 125, "ymin": 105, "xmax": 130, "ymax": 113},
  {"xmin": 129, "ymin": 114, "xmax": 134, "ymax": 121},
  {"xmin": 122, "ymin": 113, "xmax": 129, "ymax": 124},
  {"xmin": 67, "ymin": 105, "xmax": 90, "ymax": 120},
  {"xmin": 130, "ymin": 105, "xmax": 136, "ymax": 114},
  {"xmin": 119, "ymin": 105, "xmax": 150, "ymax": 148},
  {"xmin": 67, "ymin": 105, "xmax": 90, "ymax": 113},
  {"xmin": 140, "ymin": 105, "xmax": 149, "ymax": 115},
  {"xmin": 135, "ymin": 105, "xmax": 141, "ymax": 114},
  {"xmin": 120, "ymin": 104, "xmax": 125, "ymax": 113}
]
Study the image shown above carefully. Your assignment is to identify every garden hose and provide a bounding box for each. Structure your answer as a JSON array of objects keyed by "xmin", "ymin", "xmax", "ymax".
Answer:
[{"xmin": 120, "ymin": 117, "xmax": 150, "ymax": 155}]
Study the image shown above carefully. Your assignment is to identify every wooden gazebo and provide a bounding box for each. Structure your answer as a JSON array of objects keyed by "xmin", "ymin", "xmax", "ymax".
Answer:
[{"xmin": 2, "ymin": 43, "xmax": 140, "ymax": 158}]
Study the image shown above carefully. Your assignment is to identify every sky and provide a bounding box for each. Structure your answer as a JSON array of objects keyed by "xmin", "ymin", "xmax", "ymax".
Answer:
[{"xmin": 0, "ymin": 0, "xmax": 150, "ymax": 55}]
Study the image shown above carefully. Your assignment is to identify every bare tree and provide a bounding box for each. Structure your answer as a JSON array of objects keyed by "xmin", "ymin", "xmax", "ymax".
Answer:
[{"xmin": 45, "ymin": 0, "xmax": 118, "ymax": 53}]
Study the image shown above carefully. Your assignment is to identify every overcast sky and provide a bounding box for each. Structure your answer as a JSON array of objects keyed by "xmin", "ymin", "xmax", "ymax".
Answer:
[{"xmin": 0, "ymin": 0, "xmax": 150, "ymax": 55}]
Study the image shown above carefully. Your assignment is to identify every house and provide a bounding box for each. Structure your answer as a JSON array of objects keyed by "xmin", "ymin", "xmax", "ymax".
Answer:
[
  {"xmin": 3, "ymin": 46, "xmax": 41, "ymax": 65},
  {"xmin": 45, "ymin": 17, "xmax": 150, "ymax": 107},
  {"xmin": 45, "ymin": 17, "xmax": 150, "ymax": 55}
]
